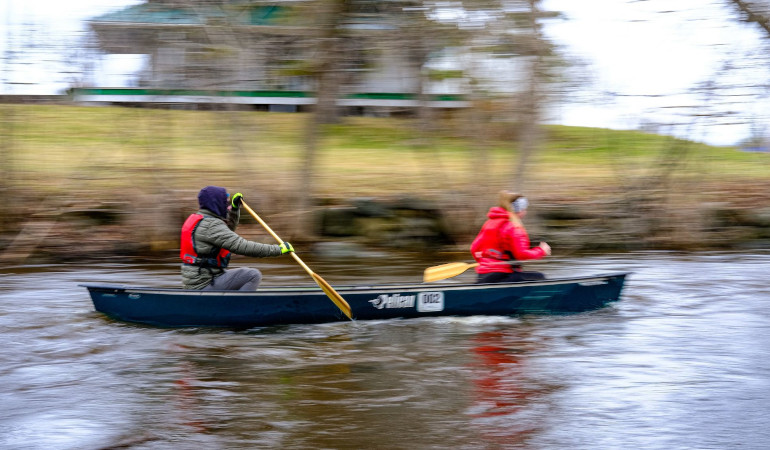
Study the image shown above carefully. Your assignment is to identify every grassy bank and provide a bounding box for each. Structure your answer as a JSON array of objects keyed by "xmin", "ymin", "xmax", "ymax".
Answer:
[
  {"xmin": 4, "ymin": 104, "xmax": 769, "ymax": 192},
  {"xmin": 1, "ymin": 104, "xmax": 769, "ymax": 261}
]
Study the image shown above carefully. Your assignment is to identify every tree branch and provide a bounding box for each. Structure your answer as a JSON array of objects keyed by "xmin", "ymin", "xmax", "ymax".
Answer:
[{"xmin": 728, "ymin": 0, "xmax": 770, "ymax": 37}]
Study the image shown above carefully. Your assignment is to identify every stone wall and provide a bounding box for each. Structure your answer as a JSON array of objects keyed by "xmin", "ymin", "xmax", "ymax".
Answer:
[
  {"xmin": 2, "ymin": 194, "xmax": 769, "ymax": 264},
  {"xmin": 315, "ymin": 196, "xmax": 770, "ymax": 253},
  {"xmin": 318, "ymin": 197, "xmax": 454, "ymax": 249}
]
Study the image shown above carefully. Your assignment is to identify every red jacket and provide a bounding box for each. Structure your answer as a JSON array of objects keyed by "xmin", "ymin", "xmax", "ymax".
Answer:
[{"xmin": 470, "ymin": 207, "xmax": 546, "ymax": 274}]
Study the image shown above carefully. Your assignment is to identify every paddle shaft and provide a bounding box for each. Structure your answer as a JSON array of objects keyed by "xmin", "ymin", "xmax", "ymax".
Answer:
[
  {"xmin": 240, "ymin": 202, "xmax": 310, "ymax": 273},
  {"xmin": 240, "ymin": 201, "xmax": 352, "ymax": 319},
  {"xmin": 423, "ymin": 260, "xmax": 541, "ymax": 282}
]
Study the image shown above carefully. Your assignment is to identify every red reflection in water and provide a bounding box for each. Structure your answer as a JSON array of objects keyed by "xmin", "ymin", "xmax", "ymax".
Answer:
[
  {"xmin": 471, "ymin": 331, "xmax": 530, "ymax": 418},
  {"xmin": 171, "ymin": 344, "xmax": 208, "ymax": 433},
  {"xmin": 469, "ymin": 329, "xmax": 544, "ymax": 446}
]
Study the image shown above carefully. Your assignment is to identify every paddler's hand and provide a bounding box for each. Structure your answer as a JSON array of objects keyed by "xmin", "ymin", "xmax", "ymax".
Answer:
[
  {"xmin": 231, "ymin": 193, "xmax": 243, "ymax": 210},
  {"xmin": 279, "ymin": 242, "xmax": 294, "ymax": 254},
  {"xmin": 539, "ymin": 242, "xmax": 551, "ymax": 256}
]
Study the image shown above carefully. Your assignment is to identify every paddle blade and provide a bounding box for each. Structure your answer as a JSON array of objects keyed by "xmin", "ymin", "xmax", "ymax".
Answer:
[
  {"xmin": 423, "ymin": 262, "xmax": 479, "ymax": 283},
  {"xmin": 311, "ymin": 272, "xmax": 353, "ymax": 320}
]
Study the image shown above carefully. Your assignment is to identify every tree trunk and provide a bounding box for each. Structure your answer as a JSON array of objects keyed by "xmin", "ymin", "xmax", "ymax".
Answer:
[
  {"xmin": 0, "ymin": 105, "xmax": 14, "ymax": 231},
  {"xmin": 513, "ymin": 0, "xmax": 544, "ymax": 193},
  {"xmin": 297, "ymin": 0, "xmax": 346, "ymax": 237}
]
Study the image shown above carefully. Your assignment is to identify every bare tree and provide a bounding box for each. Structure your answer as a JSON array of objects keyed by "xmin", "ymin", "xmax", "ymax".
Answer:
[
  {"xmin": 457, "ymin": 0, "xmax": 558, "ymax": 192},
  {"xmin": 513, "ymin": 0, "xmax": 547, "ymax": 193},
  {"xmin": 295, "ymin": 0, "xmax": 461, "ymax": 234},
  {"xmin": 295, "ymin": 0, "xmax": 349, "ymax": 236}
]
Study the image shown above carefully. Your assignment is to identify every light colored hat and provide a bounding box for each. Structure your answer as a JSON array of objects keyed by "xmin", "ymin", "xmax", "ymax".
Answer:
[
  {"xmin": 498, "ymin": 190, "xmax": 527, "ymax": 212},
  {"xmin": 512, "ymin": 197, "xmax": 529, "ymax": 213}
]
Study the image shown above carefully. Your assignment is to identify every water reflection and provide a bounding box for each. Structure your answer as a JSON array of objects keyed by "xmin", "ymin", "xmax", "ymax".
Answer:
[
  {"xmin": 468, "ymin": 328, "xmax": 546, "ymax": 446},
  {"xmin": 1, "ymin": 251, "xmax": 769, "ymax": 448}
]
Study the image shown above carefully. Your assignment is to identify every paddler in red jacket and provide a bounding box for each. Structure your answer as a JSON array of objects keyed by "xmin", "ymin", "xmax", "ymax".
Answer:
[{"xmin": 470, "ymin": 191, "xmax": 551, "ymax": 283}]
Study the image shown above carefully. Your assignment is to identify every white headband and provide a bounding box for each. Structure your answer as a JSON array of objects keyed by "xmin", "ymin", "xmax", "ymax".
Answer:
[{"xmin": 512, "ymin": 197, "xmax": 528, "ymax": 213}]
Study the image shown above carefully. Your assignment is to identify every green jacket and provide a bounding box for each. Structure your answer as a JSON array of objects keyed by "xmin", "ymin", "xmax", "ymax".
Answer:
[{"xmin": 181, "ymin": 207, "xmax": 282, "ymax": 289}]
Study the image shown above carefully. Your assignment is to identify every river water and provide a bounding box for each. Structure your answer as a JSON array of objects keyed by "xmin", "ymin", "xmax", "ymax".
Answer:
[{"xmin": 1, "ymin": 251, "xmax": 769, "ymax": 449}]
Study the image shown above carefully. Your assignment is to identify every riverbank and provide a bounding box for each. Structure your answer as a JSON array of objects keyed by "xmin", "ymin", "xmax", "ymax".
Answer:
[{"xmin": 1, "ymin": 104, "xmax": 769, "ymax": 263}]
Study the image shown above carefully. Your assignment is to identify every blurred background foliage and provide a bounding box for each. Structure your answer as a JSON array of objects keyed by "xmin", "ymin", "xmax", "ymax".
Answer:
[{"xmin": 1, "ymin": 0, "xmax": 770, "ymax": 262}]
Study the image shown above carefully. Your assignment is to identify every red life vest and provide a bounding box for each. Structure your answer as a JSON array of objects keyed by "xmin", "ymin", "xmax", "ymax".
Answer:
[
  {"xmin": 180, "ymin": 214, "xmax": 231, "ymax": 268},
  {"xmin": 470, "ymin": 217, "xmax": 514, "ymax": 263}
]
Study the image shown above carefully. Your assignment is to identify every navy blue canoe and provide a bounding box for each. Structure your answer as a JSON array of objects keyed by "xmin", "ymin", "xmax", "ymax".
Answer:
[{"xmin": 81, "ymin": 272, "xmax": 629, "ymax": 328}]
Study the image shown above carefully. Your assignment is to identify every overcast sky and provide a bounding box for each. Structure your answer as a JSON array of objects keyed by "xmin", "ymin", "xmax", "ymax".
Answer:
[
  {"xmin": 2, "ymin": 0, "xmax": 769, "ymax": 146},
  {"xmin": 543, "ymin": 0, "xmax": 770, "ymax": 146}
]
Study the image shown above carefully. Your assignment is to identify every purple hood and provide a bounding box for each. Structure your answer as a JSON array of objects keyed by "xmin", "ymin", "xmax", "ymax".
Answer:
[{"xmin": 197, "ymin": 186, "xmax": 229, "ymax": 218}]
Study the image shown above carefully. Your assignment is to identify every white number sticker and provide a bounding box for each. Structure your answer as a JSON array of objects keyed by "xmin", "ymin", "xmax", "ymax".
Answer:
[{"xmin": 417, "ymin": 292, "xmax": 444, "ymax": 312}]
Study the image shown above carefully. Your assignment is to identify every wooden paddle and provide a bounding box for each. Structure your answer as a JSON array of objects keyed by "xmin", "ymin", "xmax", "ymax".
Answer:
[
  {"xmin": 424, "ymin": 258, "xmax": 548, "ymax": 282},
  {"xmin": 241, "ymin": 201, "xmax": 353, "ymax": 320},
  {"xmin": 423, "ymin": 262, "xmax": 479, "ymax": 283}
]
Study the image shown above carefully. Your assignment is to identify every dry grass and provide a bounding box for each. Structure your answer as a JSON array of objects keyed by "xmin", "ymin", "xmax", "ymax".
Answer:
[{"xmin": 2, "ymin": 103, "xmax": 767, "ymax": 203}]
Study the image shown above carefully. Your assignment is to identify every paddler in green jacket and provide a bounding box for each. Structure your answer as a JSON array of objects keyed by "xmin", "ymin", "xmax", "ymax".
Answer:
[{"xmin": 180, "ymin": 186, "xmax": 294, "ymax": 290}]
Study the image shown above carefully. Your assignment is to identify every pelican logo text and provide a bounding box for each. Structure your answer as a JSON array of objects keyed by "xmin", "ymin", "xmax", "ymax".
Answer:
[{"xmin": 368, "ymin": 293, "xmax": 416, "ymax": 310}]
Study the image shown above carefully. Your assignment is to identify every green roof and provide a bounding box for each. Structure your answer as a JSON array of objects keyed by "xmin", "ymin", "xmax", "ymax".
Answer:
[{"xmin": 91, "ymin": 3, "xmax": 286, "ymax": 26}]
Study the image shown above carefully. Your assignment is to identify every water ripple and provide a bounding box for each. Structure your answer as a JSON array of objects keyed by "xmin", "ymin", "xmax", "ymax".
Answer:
[{"xmin": 1, "ymin": 252, "xmax": 769, "ymax": 449}]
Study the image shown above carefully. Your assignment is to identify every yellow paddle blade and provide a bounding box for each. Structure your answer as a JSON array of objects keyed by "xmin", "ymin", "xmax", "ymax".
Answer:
[
  {"xmin": 423, "ymin": 262, "xmax": 479, "ymax": 283},
  {"xmin": 311, "ymin": 272, "xmax": 353, "ymax": 319}
]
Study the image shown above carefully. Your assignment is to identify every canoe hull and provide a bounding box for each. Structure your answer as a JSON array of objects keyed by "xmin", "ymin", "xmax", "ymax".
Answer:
[{"xmin": 82, "ymin": 272, "xmax": 629, "ymax": 328}]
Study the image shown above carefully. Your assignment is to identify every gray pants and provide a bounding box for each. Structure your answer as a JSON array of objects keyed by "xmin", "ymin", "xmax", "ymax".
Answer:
[{"xmin": 204, "ymin": 268, "xmax": 263, "ymax": 291}]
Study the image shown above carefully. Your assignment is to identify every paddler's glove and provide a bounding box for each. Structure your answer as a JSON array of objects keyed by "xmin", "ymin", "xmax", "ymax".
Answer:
[
  {"xmin": 279, "ymin": 242, "xmax": 294, "ymax": 254},
  {"xmin": 231, "ymin": 193, "xmax": 243, "ymax": 210}
]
